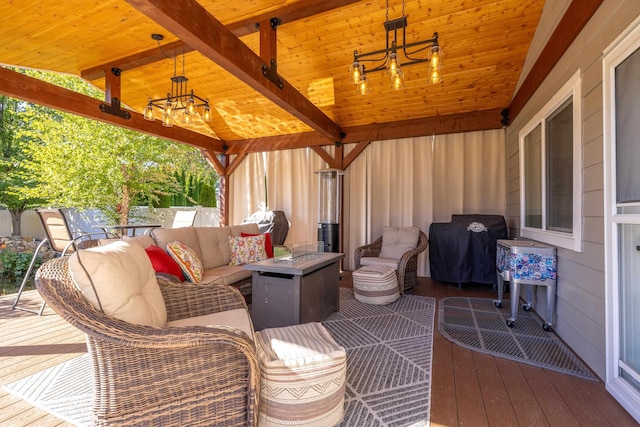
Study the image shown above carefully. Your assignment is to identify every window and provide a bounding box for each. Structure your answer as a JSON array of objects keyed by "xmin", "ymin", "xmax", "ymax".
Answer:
[{"xmin": 519, "ymin": 70, "xmax": 582, "ymax": 251}]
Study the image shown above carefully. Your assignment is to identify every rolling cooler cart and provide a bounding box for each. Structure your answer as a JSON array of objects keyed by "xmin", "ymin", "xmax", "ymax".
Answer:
[{"xmin": 494, "ymin": 239, "xmax": 557, "ymax": 331}]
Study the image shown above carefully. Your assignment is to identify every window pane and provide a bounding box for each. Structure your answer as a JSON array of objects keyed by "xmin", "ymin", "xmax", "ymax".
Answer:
[
  {"xmin": 524, "ymin": 124, "xmax": 542, "ymax": 228},
  {"xmin": 616, "ymin": 47, "xmax": 640, "ymax": 204},
  {"xmin": 546, "ymin": 98, "xmax": 573, "ymax": 232},
  {"xmin": 618, "ymin": 223, "xmax": 640, "ymax": 392}
]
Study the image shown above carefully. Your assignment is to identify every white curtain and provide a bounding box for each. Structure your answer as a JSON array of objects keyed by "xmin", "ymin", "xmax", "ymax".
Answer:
[
  {"xmin": 230, "ymin": 129, "xmax": 506, "ymax": 276},
  {"xmin": 432, "ymin": 130, "xmax": 507, "ymax": 222},
  {"xmin": 229, "ymin": 152, "xmax": 266, "ymax": 225},
  {"xmin": 231, "ymin": 147, "xmax": 331, "ymax": 245}
]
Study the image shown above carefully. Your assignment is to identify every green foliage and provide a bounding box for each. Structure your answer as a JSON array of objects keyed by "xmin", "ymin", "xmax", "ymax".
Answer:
[
  {"xmin": 0, "ymin": 95, "xmax": 44, "ymax": 207},
  {"xmin": 5, "ymin": 70, "xmax": 220, "ymax": 225},
  {"xmin": 0, "ymin": 248, "xmax": 41, "ymax": 282}
]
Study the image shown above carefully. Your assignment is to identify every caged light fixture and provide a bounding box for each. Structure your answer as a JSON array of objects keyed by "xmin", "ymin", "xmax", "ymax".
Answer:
[
  {"xmin": 143, "ymin": 34, "xmax": 212, "ymax": 127},
  {"xmin": 350, "ymin": 0, "xmax": 442, "ymax": 94}
]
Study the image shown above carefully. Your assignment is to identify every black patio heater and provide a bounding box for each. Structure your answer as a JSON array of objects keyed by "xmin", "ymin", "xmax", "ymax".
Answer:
[{"xmin": 316, "ymin": 169, "xmax": 343, "ymax": 253}]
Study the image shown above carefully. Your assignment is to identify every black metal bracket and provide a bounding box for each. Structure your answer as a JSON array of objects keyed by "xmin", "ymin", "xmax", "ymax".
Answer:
[
  {"xmin": 501, "ymin": 108, "xmax": 510, "ymax": 127},
  {"xmin": 262, "ymin": 59, "xmax": 284, "ymax": 89},
  {"xmin": 111, "ymin": 67, "xmax": 122, "ymax": 77},
  {"xmin": 270, "ymin": 17, "xmax": 282, "ymax": 30},
  {"xmin": 99, "ymin": 97, "xmax": 131, "ymax": 120},
  {"xmin": 335, "ymin": 141, "xmax": 343, "ymax": 147}
]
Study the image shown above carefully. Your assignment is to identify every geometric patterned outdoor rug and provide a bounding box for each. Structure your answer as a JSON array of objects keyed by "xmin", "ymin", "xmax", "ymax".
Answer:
[
  {"xmin": 438, "ymin": 297, "xmax": 597, "ymax": 381},
  {"xmin": 324, "ymin": 288, "xmax": 435, "ymax": 427},
  {"xmin": 4, "ymin": 288, "xmax": 436, "ymax": 427}
]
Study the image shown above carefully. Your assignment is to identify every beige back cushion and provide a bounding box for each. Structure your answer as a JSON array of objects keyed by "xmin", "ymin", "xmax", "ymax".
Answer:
[
  {"xmin": 229, "ymin": 223, "xmax": 260, "ymax": 236},
  {"xmin": 194, "ymin": 227, "xmax": 232, "ymax": 269},
  {"xmin": 378, "ymin": 226, "xmax": 420, "ymax": 260},
  {"xmin": 68, "ymin": 240, "xmax": 167, "ymax": 327},
  {"xmin": 196, "ymin": 224, "xmax": 260, "ymax": 269},
  {"xmin": 122, "ymin": 234, "xmax": 156, "ymax": 249},
  {"xmin": 151, "ymin": 227, "xmax": 201, "ymax": 259}
]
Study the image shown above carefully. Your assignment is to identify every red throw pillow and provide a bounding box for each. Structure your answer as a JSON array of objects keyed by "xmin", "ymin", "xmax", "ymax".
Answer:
[
  {"xmin": 241, "ymin": 232, "xmax": 273, "ymax": 258},
  {"xmin": 145, "ymin": 245, "xmax": 185, "ymax": 281}
]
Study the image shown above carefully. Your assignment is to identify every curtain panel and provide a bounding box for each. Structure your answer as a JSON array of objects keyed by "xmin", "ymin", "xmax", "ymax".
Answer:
[{"xmin": 230, "ymin": 129, "xmax": 506, "ymax": 276}]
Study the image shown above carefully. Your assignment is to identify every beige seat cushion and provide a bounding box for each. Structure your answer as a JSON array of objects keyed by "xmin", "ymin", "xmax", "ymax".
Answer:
[
  {"xmin": 201, "ymin": 265, "xmax": 251, "ymax": 286},
  {"xmin": 359, "ymin": 256, "xmax": 400, "ymax": 270},
  {"xmin": 166, "ymin": 308, "xmax": 254, "ymax": 339},
  {"xmin": 379, "ymin": 226, "xmax": 420, "ymax": 259},
  {"xmin": 68, "ymin": 240, "xmax": 167, "ymax": 327},
  {"xmin": 256, "ymin": 322, "xmax": 346, "ymax": 427}
]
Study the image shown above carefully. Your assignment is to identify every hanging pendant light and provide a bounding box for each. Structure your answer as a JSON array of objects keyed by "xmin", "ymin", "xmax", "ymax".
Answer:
[
  {"xmin": 349, "ymin": 0, "xmax": 443, "ymax": 94},
  {"xmin": 143, "ymin": 34, "xmax": 213, "ymax": 126}
]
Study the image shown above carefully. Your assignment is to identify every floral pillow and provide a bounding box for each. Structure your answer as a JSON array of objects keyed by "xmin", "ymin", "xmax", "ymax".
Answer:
[
  {"xmin": 229, "ymin": 235, "xmax": 267, "ymax": 266},
  {"xmin": 241, "ymin": 231, "xmax": 274, "ymax": 258},
  {"xmin": 166, "ymin": 241, "xmax": 203, "ymax": 283}
]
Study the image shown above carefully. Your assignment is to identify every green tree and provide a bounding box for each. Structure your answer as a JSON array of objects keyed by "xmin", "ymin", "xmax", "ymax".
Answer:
[
  {"xmin": 10, "ymin": 70, "xmax": 218, "ymax": 225},
  {"xmin": 0, "ymin": 95, "xmax": 44, "ymax": 235}
]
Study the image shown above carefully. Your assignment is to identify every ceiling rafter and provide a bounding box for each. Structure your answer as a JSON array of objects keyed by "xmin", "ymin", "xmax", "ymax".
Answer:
[
  {"xmin": 0, "ymin": 66, "xmax": 224, "ymax": 152},
  {"xmin": 125, "ymin": 0, "xmax": 343, "ymax": 143}
]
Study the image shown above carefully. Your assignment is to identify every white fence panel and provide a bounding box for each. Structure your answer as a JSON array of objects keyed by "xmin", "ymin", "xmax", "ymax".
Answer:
[{"xmin": 0, "ymin": 207, "xmax": 222, "ymax": 237}]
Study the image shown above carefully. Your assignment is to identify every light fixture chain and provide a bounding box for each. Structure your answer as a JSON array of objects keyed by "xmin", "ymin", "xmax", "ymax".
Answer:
[
  {"xmin": 385, "ymin": 0, "xmax": 389, "ymax": 21},
  {"xmin": 402, "ymin": 0, "xmax": 406, "ymax": 17}
]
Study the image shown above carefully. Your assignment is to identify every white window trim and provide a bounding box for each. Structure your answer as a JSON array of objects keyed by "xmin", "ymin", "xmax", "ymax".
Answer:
[
  {"xmin": 603, "ymin": 14, "xmax": 640, "ymax": 424},
  {"xmin": 519, "ymin": 69, "xmax": 582, "ymax": 252}
]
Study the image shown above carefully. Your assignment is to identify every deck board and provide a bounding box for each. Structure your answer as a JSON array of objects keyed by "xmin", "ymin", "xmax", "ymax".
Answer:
[{"xmin": 0, "ymin": 279, "xmax": 637, "ymax": 426}]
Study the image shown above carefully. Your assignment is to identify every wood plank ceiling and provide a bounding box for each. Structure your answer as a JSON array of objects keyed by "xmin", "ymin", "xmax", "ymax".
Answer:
[{"xmin": 0, "ymin": 0, "xmax": 547, "ymax": 159}]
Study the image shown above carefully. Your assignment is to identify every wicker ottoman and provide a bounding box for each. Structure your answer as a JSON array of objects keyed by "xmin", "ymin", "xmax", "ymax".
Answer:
[
  {"xmin": 352, "ymin": 264, "xmax": 400, "ymax": 304},
  {"xmin": 255, "ymin": 322, "xmax": 346, "ymax": 427}
]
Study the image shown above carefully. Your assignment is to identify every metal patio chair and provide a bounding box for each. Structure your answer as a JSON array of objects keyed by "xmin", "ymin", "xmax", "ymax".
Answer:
[{"xmin": 12, "ymin": 208, "xmax": 113, "ymax": 315}]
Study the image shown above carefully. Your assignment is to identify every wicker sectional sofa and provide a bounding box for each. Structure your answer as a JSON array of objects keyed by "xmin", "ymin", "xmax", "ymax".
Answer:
[
  {"xmin": 34, "ymin": 232, "xmax": 347, "ymax": 426},
  {"xmin": 124, "ymin": 224, "xmax": 262, "ymax": 302}
]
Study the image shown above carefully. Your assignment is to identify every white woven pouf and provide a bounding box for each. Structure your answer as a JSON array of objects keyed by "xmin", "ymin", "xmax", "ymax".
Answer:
[
  {"xmin": 352, "ymin": 264, "xmax": 400, "ymax": 305},
  {"xmin": 255, "ymin": 322, "xmax": 346, "ymax": 427}
]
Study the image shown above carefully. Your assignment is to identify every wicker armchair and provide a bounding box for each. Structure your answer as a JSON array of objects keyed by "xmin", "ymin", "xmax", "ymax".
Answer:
[
  {"xmin": 35, "ymin": 256, "xmax": 259, "ymax": 427},
  {"xmin": 354, "ymin": 230, "xmax": 428, "ymax": 292}
]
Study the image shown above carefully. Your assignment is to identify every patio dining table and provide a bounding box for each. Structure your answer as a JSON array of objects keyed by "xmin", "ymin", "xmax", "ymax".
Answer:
[{"xmin": 92, "ymin": 223, "xmax": 162, "ymax": 237}]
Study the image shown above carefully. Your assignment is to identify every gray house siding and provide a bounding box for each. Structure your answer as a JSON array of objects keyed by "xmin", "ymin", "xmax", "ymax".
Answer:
[{"xmin": 506, "ymin": 0, "xmax": 640, "ymax": 379}]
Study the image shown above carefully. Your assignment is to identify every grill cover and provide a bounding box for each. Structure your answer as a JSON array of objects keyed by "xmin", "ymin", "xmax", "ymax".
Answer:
[{"xmin": 428, "ymin": 214, "xmax": 508, "ymax": 286}]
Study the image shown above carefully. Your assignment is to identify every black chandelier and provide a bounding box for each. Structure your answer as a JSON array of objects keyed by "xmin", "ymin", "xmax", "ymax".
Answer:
[
  {"xmin": 350, "ymin": 0, "xmax": 442, "ymax": 94},
  {"xmin": 143, "ymin": 34, "xmax": 212, "ymax": 127}
]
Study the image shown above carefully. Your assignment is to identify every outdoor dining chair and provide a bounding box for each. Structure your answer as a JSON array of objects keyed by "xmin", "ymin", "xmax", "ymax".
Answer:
[
  {"xmin": 171, "ymin": 209, "xmax": 198, "ymax": 228},
  {"xmin": 12, "ymin": 208, "xmax": 113, "ymax": 315}
]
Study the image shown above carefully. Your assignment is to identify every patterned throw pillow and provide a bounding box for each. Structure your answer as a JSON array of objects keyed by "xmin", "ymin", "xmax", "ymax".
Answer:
[
  {"xmin": 229, "ymin": 235, "xmax": 267, "ymax": 266},
  {"xmin": 166, "ymin": 241, "xmax": 203, "ymax": 283},
  {"xmin": 241, "ymin": 231, "xmax": 274, "ymax": 258}
]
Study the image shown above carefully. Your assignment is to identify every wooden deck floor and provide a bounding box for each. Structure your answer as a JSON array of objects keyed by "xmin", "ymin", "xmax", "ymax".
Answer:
[{"xmin": 0, "ymin": 275, "xmax": 637, "ymax": 426}]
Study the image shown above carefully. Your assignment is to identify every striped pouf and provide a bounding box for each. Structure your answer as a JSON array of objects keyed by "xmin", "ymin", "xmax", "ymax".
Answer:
[
  {"xmin": 255, "ymin": 322, "xmax": 346, "ymax": 427},
  {"xmin": 352, "ymin": 264, "xmax": 400, "ymax": 305}
]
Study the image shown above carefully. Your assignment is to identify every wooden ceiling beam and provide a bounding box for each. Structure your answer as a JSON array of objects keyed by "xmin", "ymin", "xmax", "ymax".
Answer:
[
  {"xmin": 81, "ymin": 0, "xmax": 360, "ymax": 81},
  {"xmin": 225, "ymin": 108, "xmax": 503, "ymax": 155},
  {"xmin": 125, "ymin": 0, "xmax": 343, "ymax": 142},
  {"xmin": 342, "ymin": 108, "xmax": 503, "ymax": 143},
  {"xmin": 508, "ymin": 0, "xmax": 603, "ymax": 121},
  {"xmin": 0, "ymin": 67, "xmax": 224, "ymax": 153}
]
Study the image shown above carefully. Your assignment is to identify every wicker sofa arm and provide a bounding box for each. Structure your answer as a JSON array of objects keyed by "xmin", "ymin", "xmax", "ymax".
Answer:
[
  {"xmin": 354, "ymin": 236, "xmax": 384, "ymax": 269},
  {"xmin": 35, "ymin": 257, "xmax": 260, "ymax": 426},
  {"xmin": 157, "ymin": 276, "xmax": 248, "ymax": 322}
]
